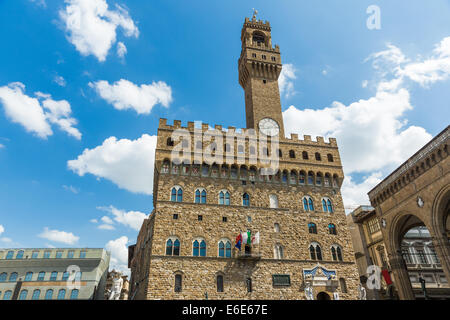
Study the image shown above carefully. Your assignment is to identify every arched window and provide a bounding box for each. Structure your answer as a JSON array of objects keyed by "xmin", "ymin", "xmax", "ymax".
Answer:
[
  {"xmin": 166, "ymin": 239, "xmax": 173, "ymax": 255},
  {"xmin": 16, "ymin": 250, "xmax": 24, "ymax": 259},
  {"xmin": 289, "ymin": 150, "xmax": 296, "ymax": 159},
  {"xmin": 322, "ymin": 198, "xmax": 333, "ymax": 213},
  {"xmin": 161, "ymin": 161, "xmax": 170, "ymax": 173},
  {"xmin": 303, "ymin": 196, "xmax": 314, "ymax": 212},
  {"xmin": 328, "ymin": 224, "xmax": 337, "ymax": 235},
  {"xmin": 302, "ymin": 151, "xmax": 309, "ymax": 160},
  {"xmin": 166, "ymin": 238, "xmax": 180, "ymax": 256},
  {"xmin": 290, "ymin": 170, "xmax": 297, "ymax": 184},
  {"xmin": 249, "ymin": 146, "xmax": 256, "ymax": 155},
  {"xmin": 218, "ymin": 240, "xmax": 232, "ymax": 258},
  {"xmin": 70, "ymin": 289, "xmax": 79, "ymax": 300},
  {"xmin": 19, "ymin": 290, "xmax": 28, "ymax": 300},
  {"xmin": 281, "ymin": 170, "xmax": 288, "ymax": 183},
  {"xmin": 339, "ymin": 278, "xmax": 347, "ymax": 293},
  {"xmin": 246, "ymin": 278, "xmax": 252, "ymax": 292},
  {"xmin": 171, "ymin": 163, "xmax": 179, "ymax": 175},
  {"xmin": 45, "ymin": 289, "xmax": 53, "ymax": 300},
  {"xmin": 308, "ymin": 223, "xmax": 317, "ymax": 234},
  {"xmin": 201, "ymin": 164, "xmax": 210, "ymax": 176},
  {"xmin": 315, "ymin": 152, "xmax": 322, "ymax": 161},
  {"xmin": 331, "ymin": 245, "xmax": 343, "ymax": 261},
  {"xmin": 243, "ymin": 193, "xmax": 250, "ymax": 206},
  {"xmin": 200, "ymin": 240, "xmax": 207, "ymax": 257},
  {"xmin": 193, "ymin": 239, "xmax": 206, "ymax": 257},
  {"xmin": 332, "ymin": 175, "xmax": 339, "ymax": 188},
  {"xmin": 166, "ymin": 137, "xmax": 174, "ymax": 146},
  {"xmin": 274, "ymin": 244, "xmax": 284, "ymax": 259},
  {"xmin": 62, "ymin": 271, "xmax": 69, "ymax": 281},
  {"xmin": 278, "ymin": 149, "xmax": 283, "ymax": 158},
  {"xmin": 195, "ymin": 189, "xmax": 207, "ymax": 204},
  {"xmin": 57, "ymin": 289, "xmax": 66, "ymax": 300},
  {"xmin": 309, "ymin": 243, "xmax": 322, "ymax": 260},
  {"xmin": 0, "ymin": 273, "xmax": 7, "ymax": 282},
  {"xmin": 327, "ymin": 199, "xmax": 333, "ymax": 213},
  {"xmin": 238, "ymin": 145, "xmax": 244, "ymax": 154},
  {"xmin": 327, "ymin": 154, "xmax": 334, "ymax": 162},
  {"xmin": 324, "ymin": 173, "xmax": 331, "ymax": 187},
  {"xmin": 3, "ymin": 290, "xmax": 12, "ymax": 300},
  {"xmin": 274, "ymin": 223, "xmax": 280, "ymax": 233},
  {"xmin": 25, "ymin": 272, "xmax": 33, "ymax": 281},
  {"xmin": 316, "ymin": 173, "xmax": 322, "ymax": 186},
  {"xmin": 307, "ymin": 172, "xmax": 314, "ymax": 185},
  {"xmin": 9, "ymin": 272, "xmax": 18, "ymax": 282},
  {"xmin": 219, "ymin": 191, "xmax": 230, "ymax": 205},
  {"xmin": 50, "ymin": 271, "xmax": 58, "ymax": 281},
  {"xmin": 6, "ymin": 251, "xmax": 13, "ymax": 259},
  {"xmin": 171, "ymin": 186, "xmax": 183, "ymax": 202},
  {"xmin": 299, "ymin": 171, "xmax": 306, "ymax": 184},
  {"xmin": 32, "ymin": 289, "xmax": 41, "ymax": 300},
  {"xmin": 269, "ymin": 194, "xmax": 278, "ymax": 208},
  {"xmin": 174, "ymin": 274, "xmax": 182, "ymax": 293},
  {"xmin": 217, "ymin": 275, "xmax": 224, "ymax": 292}
]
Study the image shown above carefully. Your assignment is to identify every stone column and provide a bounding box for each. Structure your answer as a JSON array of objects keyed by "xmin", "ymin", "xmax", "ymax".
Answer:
[{"xmin": 389, "ymin": 251, "xmax": 415, "ymax": 300}]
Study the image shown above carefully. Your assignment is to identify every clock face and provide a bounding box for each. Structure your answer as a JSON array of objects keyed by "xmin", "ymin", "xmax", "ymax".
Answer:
[{"xmin": 258, "ymin": 118, "xmax": 280, "ymax": 136}]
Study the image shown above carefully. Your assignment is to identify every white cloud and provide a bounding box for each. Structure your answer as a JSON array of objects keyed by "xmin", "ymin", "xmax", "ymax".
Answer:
[
  {"xmin": 278, "ymin": 63, "xmax": 296, "ymax": 99},
  {"xmin": 38, "ymin": 227, "xmax": 79, "ymax": 245},
  {"xmin": 117, "ymin": 41, "xmax": 127, "ymax": 58},
  {"xmin": 97, "ymin": 205, "xmax": 147, "ymax": 231},
  {"xmin": 59, "ymin": 0, "xmax": 139, "ymax": 62},
  {"xmin": 54, "ymin": 75, "xmax": 67, "ymax": 87},
  {"xmin": 89, "ymin": 79, "xmax": 172, "ymax": 114},
  {"xmin": 400, "ymin": 37, "xmax": 450, "ymax": 86},
  {"xmin": 341, "ymin": 173, "xmax": 383, "ymax": 212},
  {"xmin": 0, "ymin": 225, "xmax": 4, "ymax": 235},
  {"xmin": 362, "ymin": 80, "xmax": 368, "ymax": 88},
  {"xmin": 282, "ymin": 37, "xmax": 450, "ymax": 209},
  {"xmin": 90, "ymin": 218, "xmax": 98, "ymax": 223},
  {"xmin": 68, "ymin": 134, "xmax": 157, "ymax": 195},
  {"xmin": 29, "ymin": 0, "xmax": 46, "ymax": 8},
  {"xmin": 105, "ymin": 236, "xmax": 129, "ymax": 274},
  {"xmin": 99, "ymin": 223, "xmax": 115, "ymax": 230},
  {"xmin": 0, "ymin": 144, "xmax": 4, "ymax": 149},
  {"xmin": 63, "ymin": 185, "xmax": 79, "ymax": 194},
  {"xmin": 0, "ymin": 237, "xmax": 13, "ymax": 244},
  {"xmin": 0, "ymin": 82, "xmax": 81, "ymax": 140},
  {"xmin": 0, "ymin": 83, "xmax": 52, "ymax": 138}
]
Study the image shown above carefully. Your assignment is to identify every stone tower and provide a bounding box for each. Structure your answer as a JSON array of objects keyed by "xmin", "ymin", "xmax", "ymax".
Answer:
[
  {"xmin": 238, "ymin": 17, "xmax": 285, "ymax": 137},
  {"xmin": 128, "ymin": 16, "xmax": 360, "ymax": 300}
]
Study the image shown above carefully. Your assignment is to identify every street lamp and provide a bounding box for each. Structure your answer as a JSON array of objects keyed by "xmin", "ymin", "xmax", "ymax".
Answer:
[{"xmin": 418, "ymin": 276, "xmax": 428, "ymax": 300}]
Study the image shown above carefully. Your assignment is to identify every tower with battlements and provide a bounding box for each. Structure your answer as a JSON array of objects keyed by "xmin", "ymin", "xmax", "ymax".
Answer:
[{"xmin": 128, "ymin": 15, "xmax": 359, "ymax": 300}]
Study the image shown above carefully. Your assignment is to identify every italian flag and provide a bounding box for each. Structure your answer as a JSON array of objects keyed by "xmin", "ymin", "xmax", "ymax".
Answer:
[{"xmin": 241, "ymin": 231, "xmax": 252, "ymax": 245}]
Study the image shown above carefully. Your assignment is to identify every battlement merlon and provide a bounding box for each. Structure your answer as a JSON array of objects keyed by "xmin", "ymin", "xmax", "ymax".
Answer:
[{"xmin": 158, "ymin": 119, "xmax": 338, "ymax": 147}]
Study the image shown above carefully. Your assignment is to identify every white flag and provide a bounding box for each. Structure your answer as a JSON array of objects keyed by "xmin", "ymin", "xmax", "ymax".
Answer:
[
  {"xmin": 241, "ymin": 232, "xmax": 248, "ymax": 244},
  {"xmin": 252, "ymin": 232, "xmax": 260, "ymax": 244}
]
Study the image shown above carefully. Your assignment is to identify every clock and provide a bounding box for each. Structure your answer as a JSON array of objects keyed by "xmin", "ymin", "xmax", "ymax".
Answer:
[{"xmin": 258, "ymin": 118, "xmax": 280, "ymax": 136}]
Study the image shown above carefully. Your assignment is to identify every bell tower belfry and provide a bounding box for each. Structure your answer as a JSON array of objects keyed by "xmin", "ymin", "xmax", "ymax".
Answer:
[{"xmin": 238, "ymin": 13, "xmax": 285, "ymax": 138}]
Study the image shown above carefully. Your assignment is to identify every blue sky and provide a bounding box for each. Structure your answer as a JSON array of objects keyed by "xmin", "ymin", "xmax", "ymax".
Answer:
[{"xmin": 0, "ymin": 0, "xmax": 449, "ymax": 271}]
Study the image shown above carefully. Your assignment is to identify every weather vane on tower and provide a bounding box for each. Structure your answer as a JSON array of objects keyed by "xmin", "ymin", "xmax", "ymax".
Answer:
[{"xmin": 252, "ymin": 8, "xmax": 258, "ymax": 20}]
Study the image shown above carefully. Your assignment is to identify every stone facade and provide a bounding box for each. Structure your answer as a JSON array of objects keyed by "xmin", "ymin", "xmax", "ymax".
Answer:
[
  {"xmin": 368, "ymin": 125, "xmax": 450, "ymax": 300},
  {"xmin": 128, "ymin": 16, "xmax": 360, "ymax": 300}
]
